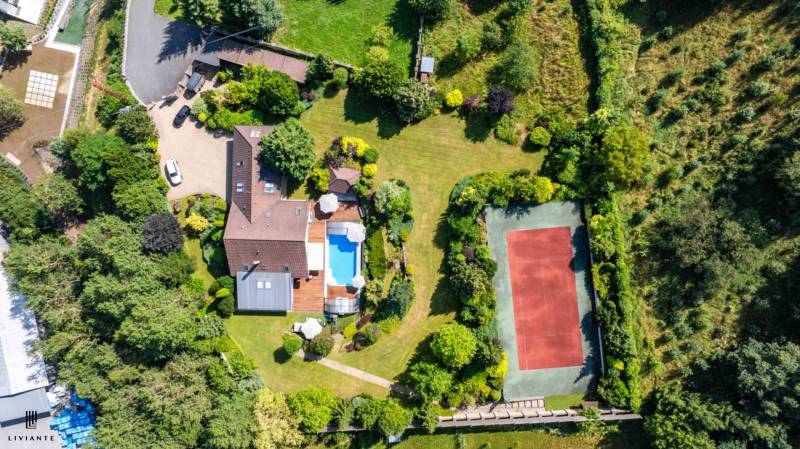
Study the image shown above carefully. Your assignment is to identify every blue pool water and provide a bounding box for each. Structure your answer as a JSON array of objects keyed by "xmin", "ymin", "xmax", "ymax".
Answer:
[{"xmin": 328, "ymin": 234, "xmax": 358, "ymax": 285}]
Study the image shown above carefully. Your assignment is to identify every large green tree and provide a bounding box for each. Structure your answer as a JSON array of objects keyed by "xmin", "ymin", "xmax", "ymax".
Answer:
[
  {"xmin": 356, "ymin": 59, "xmax": 405, "ymax": 100},
  {"xmin": 405, "ymin": 361, "xmax": 454, "ymax": 402},
  {"xmin": 491, "ymin": 42, "xmax": 538, "ymax": 92},
  {"xmin": 115, "ymin": 109, "xmax": 158, "ymax": 144},
  {"xmin": 592, "ymin": 125, "xmax": 650, "ymax": 189},
  {"xmin": 286, "ymin": 387, "xmax": 336, "ymax": 432},
  {"xmin": 408, "ymin": 0, "xmax": 452, "ymax": 21},
  {"xmin": 112, "ymin": 180, "xmax": 168, "ymax": 223},
  {"xmin": 393, "ymin": 79, "xmax": 435, "ymax": 123},
  {"xmin": 182, "ymin": 0, "xmax": 219, "ymax": 26},
  {"xmin": 253, "ymin": 388, "xmax": 303, "ymax": 449},
  {"xmin": 33, "ymin": 173, "xmax": 85, "ymax": 219},
  {"xmin": 115, "ymin": 293, "xmax": 197, "ymax": 362},
  {"xmin": 260, "ymin": 118, "xmax": 315, "ymax": 181},
  {"xmin": 220, "ymin": 0, "xmax": 283, "ymax": 39},
  {"xmin": 430, "ymin": 322, "xmax": 478, "ymax": 369}
]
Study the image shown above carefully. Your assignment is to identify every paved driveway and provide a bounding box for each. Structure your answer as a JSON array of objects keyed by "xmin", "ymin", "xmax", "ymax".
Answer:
[
  {"xmin": 125, "ymin": 0, "xmax": 204, "ymax": 104},
  {"xmin": 150, "ymin": 94, "xmax": 230, "ymax": 201}
]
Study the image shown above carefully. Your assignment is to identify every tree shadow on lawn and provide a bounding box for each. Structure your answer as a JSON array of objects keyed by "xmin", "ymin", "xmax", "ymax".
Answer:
[
  {"xmin": 343, "ymin": 89, "xmax": 404, "ymax": 138},
  {"xmin": 273, "ymin": 347, "xmax": 291, "ymax": 364},
  {"xmin": 429, "ymin": 212, "xmax": 458, "ymax": 316},
  {"xmin": 463, "ymin": 111, "xmax": 494, "ymax": 142},
  {"xmin": 388, "ymin": 0, "xmax": 419, "ymax": 75}
]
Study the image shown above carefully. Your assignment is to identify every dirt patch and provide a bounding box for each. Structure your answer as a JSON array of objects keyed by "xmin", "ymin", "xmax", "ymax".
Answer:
[{"xmin": 0, "ymin": 42, "xmax": 76, "ymax": 181}]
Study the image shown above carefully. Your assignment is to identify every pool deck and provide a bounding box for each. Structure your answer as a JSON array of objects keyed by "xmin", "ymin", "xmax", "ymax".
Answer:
[{"xmin": 292, "ymin": 201, "xmax": 360, "ymax": 312}]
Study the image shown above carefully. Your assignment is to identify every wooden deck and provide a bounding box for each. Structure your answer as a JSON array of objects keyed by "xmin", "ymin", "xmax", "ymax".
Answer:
[
  {"xmin": 293, "ymin": 200, "xmax": 361, "ymax": 311},
  {"xmin": 293, "ymin": 271, "xmax": 325, "ymax": 312}
]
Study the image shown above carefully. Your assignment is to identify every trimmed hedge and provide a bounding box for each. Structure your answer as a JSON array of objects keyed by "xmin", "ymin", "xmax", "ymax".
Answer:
[
  {"xmin": 366, "ymin": 226, "xmax": 387, "ymax": 279},
  {"xmin": 584, "ymin": 0, "xmax": 635, "ymax": 112},
  {"xmin": 588, "ymin": 196, "xmax": 640, "ymax": 410}
]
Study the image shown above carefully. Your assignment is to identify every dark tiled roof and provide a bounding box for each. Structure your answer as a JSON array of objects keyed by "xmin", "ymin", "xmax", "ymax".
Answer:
[
  {"xmin": 328, "ymin": 166, "xmax": 360, "ymax": 195},
  {"xmin": 218, "ymin": 40, "xmax": 309, "ymax": 83},
  {"xmin": 224, "ymin": 126, "xmax": 310, "ymax": 279}
]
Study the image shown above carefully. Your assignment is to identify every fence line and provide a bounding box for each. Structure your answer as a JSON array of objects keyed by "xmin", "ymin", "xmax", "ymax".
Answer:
[
  {"xmin": 413, "ymin": 16, "xmax": 424, "ymax": 79},
  {"xmin": 32, "ymin": 0, "xmax": 73, "ymax": 44},
  {"xmin": 64, "ymin": 0, "xmax": 107, "ymax": 129},
  {"xmin": 322, "ymin": 408, "xmax": 641, "ymax": 433}
]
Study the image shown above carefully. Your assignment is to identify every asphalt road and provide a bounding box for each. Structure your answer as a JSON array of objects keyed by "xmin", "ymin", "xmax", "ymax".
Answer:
[{"xmin": 124, "ymin": 0, "xmax": 204, "ymax": 104}]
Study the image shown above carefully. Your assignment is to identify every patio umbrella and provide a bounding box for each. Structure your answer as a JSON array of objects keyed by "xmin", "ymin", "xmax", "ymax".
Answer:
[
  {"xmin": 351, "ymin": 274, "xmax": 366, "ymax": 289},
  {"xmin": 346, "ymin": 223, "xmax": 366, "ymax": 243},
  {"xmin": 299, "ymin": 318, "xmax": 323, "ymax": 340},
  {"xmin": 319, "ymin": 193, "xmax": 339, "ymax": 214}
]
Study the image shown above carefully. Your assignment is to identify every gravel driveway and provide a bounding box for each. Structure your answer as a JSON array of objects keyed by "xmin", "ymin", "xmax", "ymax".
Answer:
[
  {"xmin": 150, "ymin": 93, "xmax": 230, "ymax": 201},
  {"xmin": 125, "ymin": 0, "xmax": 204, "ymax": 104}
]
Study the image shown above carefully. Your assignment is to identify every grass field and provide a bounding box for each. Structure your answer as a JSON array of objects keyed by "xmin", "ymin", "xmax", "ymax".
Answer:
[
  {"xmin": 312, "ymin": 423, "xmax": 648, "ymax": 448},
  {"xmin": 276, "ymin": 0, "xmax": 416, "ymax": 70},
  {"xmin": 226, "ymin": 313, "xmax": 391, "ymax": 398},
  {"xmin": 299, "ymin": 89, "xmax": 542, "ymax": 380},
  {"xmin": 426, "ymin": 0, "xmax": 592, "ymax": 124},
  {"xmin": 544, "ymin": 393, "xmax": 585, "ymax": 410}
]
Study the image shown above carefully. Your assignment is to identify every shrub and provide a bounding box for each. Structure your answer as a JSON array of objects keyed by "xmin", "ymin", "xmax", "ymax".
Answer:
[
  {"xmin": 282, "ymin": 333, "xmax": 303, "ymax": 355},
  {"xmin": 530, "ymin": 176, "xmax": 555, "ymax": 203},
  {"xmin": 662, "ymin": 68, "xmax": 684, "ymax": 87},
  {"xmin": 366, "ymin": 227, "xmax": 387, "ymax": 279},
  {"xmin": 95, "ymin": 95, "xmax": 125, "ymax": 128},
  {"xmin": 216, "ymin": 69, "xmax": 233, "ymax": 83},
  {"xmin": 491, "ymin": 43, "xmax": 538, "ymax": 92},
  {"xmin": 369, "ymin": 24, "xmax": 394, "ymax": 47},
  {"xmin": 733, "ymin": 25, "xmax": 751, "ymax": 41},
  {"xmin": 374, "ymin": 180, "xmax": 412, "ymax": 218},
  {"xmin": 455, "ymin": 28, "xmax": 482, "ymax": 63},
  {"xmin": 362, "ymin": 163, "xmax": 378, "ymax": 178},
  {"xmin": 431, "ymin": 322, "xmax": 478, "ymax": 368},
  {"xmin": 462, "ymin": 95, "xmax": 481, "ymax": 114},
  {"xmin": 343, "ymin": 323, "xmax": 358, "ymax": 339},
  {"xmin": 309, "ymin": 167, "xmax": 330, "ymax": 192},
  {"xmin": 142, "ymin": 213, "xmax": 183, "ymax": 254},
  {"xmin": 408, "ymin": 0, "xmax": 452, "ymax": 21},
  {"xmin": 745, "ymin": 80, "xmax": 772, "ymax": 99},
  {"xmin": 217, "ymin": 295, "xmax": 234, "ymax": 318},
  {"xmin": 507, "ymin": 0, "xmax": 531, "ymax": 15},
  {"xmin": 209, "ymin": 275, "xmax": 235, "ymax": 295},
  {"xmin": 494, "ymin": 115, "xmax": 517, "ymax": 145},
  {"xmin": 482, "ymin": 22, "xmax": 504, "ymax": 51},
  {"xmin": 380, "ymin": 278, "xmax": 414, "ymax": 320},
  {"xmin": 330, "ymin": 67, "xmax": 349, "ymax": 90},
  {"xmin": 361, "ymin": 147, "xmax": 380, "ymax": 165},
  {"xmin": 260, "ymin": 118, "xmax": 316, "ymax": 181},
  {"xmin": 668, "ymin": 104, "xmax": 689, "ymax": 121},
  {"xmin": 706, "ymin": 61, "xmax": 727, "ymax": 80},
  {"xmin": 486, "ymin": 88, "xmax": 514, "ymax": 115},
  {"xmin": 355, "ymin": 322, "xmax": 381, "ymax": 348},
  {"xmin": 640, "ymin": 36, "xmax": 657, "ymax": 52},
  {"xmin": 116, "ymin": 109, "xmax": 158, "ymax": 144},
  {"xmin": 592, "ymin": 125, "xmax": 650, "ymax": 189},
  {"xmin": 528, "ymin": 126, "xmax": 551, "ymax": 147},
  {"xmin": 356, "ymin": 60, "xmax": 405, "ymax": 99},
  {"xmin": 307, "ymin": 334, "xmax": 335, "ymax": 356},
  {"xmin": 445, "ymin": 89, "xmax": 463, "ymax": 108},
  {"xmin": 307, "ymin": 53, "xmax": 335, "ymax": 82},
  {"xmin": 366, "ymin": 46, "xmax": 390, "ymax": 63},
  {"xmin": 406, "ymin": 361, "xmax": 454, "ymax": 402},
  {"xmin": 393, "ymin": 79, "xmax": 435, "ymax": 123},
  {"xmin": 735, "ymin": 106, "xmax": 755, "ymax": 123},
  {"xmin": 185, "ymin": 214, "xmax": 210, "ymax": 233},
  {"xmin": 659, "ymin": 26, "xmax": 673, "ymax": 39},
  {"xmin": 215, "ymin": 287, "xmax": 232, "ymax": 299}
]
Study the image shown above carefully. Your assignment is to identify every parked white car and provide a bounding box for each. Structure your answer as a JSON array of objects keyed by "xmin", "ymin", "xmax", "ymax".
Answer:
[{"xmin": 165, "ymin": 159, "xmax": 182, "ymax": 185}]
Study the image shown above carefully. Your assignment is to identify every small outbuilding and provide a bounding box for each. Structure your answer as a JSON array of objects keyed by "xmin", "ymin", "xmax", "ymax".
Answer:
[
  {"xmin": 328, "ymin": 166, "xmax": 361, "ymax": 201},
  {"xmin": 419, "ymin": 56, "xmax": 435, "ymax": 84}
]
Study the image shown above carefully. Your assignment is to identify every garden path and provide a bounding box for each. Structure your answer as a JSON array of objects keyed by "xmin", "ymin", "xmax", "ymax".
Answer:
[{"xmin": 297, "ymin": 349, "xmax": 393, "ymax": 390}]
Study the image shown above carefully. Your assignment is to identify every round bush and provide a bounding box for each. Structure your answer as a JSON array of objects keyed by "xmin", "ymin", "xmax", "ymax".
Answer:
[
  {"xmin": 215, "ymin": 287, "xmax": 232, "ymax": 299},
  {"xmin": 343, "ymin": 323, "xmax": 358, "ymax": 338},
  {"xmin": 217, "ymin": 295, "xmax": 234, "ymax": 318},
  {"xmin": 362, "ymin": 147, "xmax": 380, "ymax": 164},
  {"xmin": 141, "ymin": 213, "xmax": 183, "ymax": 254},
  {"xmin": 445, "ymin": 89, "xmax": 464, "ymax": 108},
  {"xmin": 430, "ymin": 322, "xmax": 477, "ymax": 368},
  {"xmin": 307, "ymin": 334, "xmax": 335, "ymax": 356},
  {"xmin": 282, "ymin": 333, "xmax": 303, "ymax": 355},
  {"xmin": 528, "ymin": 126, "xmax": 551, "ymax": 147}
]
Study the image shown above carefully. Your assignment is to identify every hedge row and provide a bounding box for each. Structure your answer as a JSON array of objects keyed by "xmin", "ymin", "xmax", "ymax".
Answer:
[
  {"xmin": 588, "ymin": 196, "xmax": 641, "ymax": 410},
  {"xmin": 584, "ymin": 0, "xmax": 635, "ymax": 112}
]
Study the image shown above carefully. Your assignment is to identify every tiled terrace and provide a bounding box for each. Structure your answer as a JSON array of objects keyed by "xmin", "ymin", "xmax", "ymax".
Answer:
[{"xmin": 291, "ymin": 200, "xmax": 361, "ymax": 312}]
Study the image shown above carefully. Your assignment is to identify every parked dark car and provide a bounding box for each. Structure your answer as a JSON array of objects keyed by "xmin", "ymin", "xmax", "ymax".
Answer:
[
  {"xmin": 184, "ymin": 72, "xmax": 205, "ymax": 98},
  {"xmin": 173, "ymin": 105, "xmax": 191, "ymax": 127}
]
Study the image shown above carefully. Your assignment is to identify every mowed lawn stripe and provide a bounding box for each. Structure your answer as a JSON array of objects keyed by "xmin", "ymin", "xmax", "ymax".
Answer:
[{"xmin": 301, "ymin": 90, "xmax": 543, "ymax": 379}]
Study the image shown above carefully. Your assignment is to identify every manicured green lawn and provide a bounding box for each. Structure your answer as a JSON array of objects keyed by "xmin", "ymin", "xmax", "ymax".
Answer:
[
  {"xmin": 153, "ymin": 0, "xmax": 183, "ymax": 19},
  {"xmin": 544, "ymin": 393, "xmax": 586, "ymax": 410},
  {"xmin": 311, "ymin": 423, "xmax": 648, "ymax": 448},
  {"xmin": 276, "ymin": 0, "xmax": 416, "ymax": 70},
  {"xmin": 226, "ymin": 313, "xmax": 390, "ymax": 398},
  {"xmin": 300, "ymin": 90, "xmax": 543, "ymax": 380},
  {"xmin": 185, "ymin": 237, "xmax": 215, "ymax": 289}
]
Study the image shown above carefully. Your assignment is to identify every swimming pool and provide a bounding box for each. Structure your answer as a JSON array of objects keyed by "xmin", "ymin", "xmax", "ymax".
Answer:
[{"xmin": 327, "ymin": 233, "xmax": 358, "ymax": 286}]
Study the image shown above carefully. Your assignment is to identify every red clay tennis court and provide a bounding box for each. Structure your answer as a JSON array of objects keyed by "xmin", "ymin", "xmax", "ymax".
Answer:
[{"xmin": 506, "ymin": 227, "xmax": 584, "ymax": 370}]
